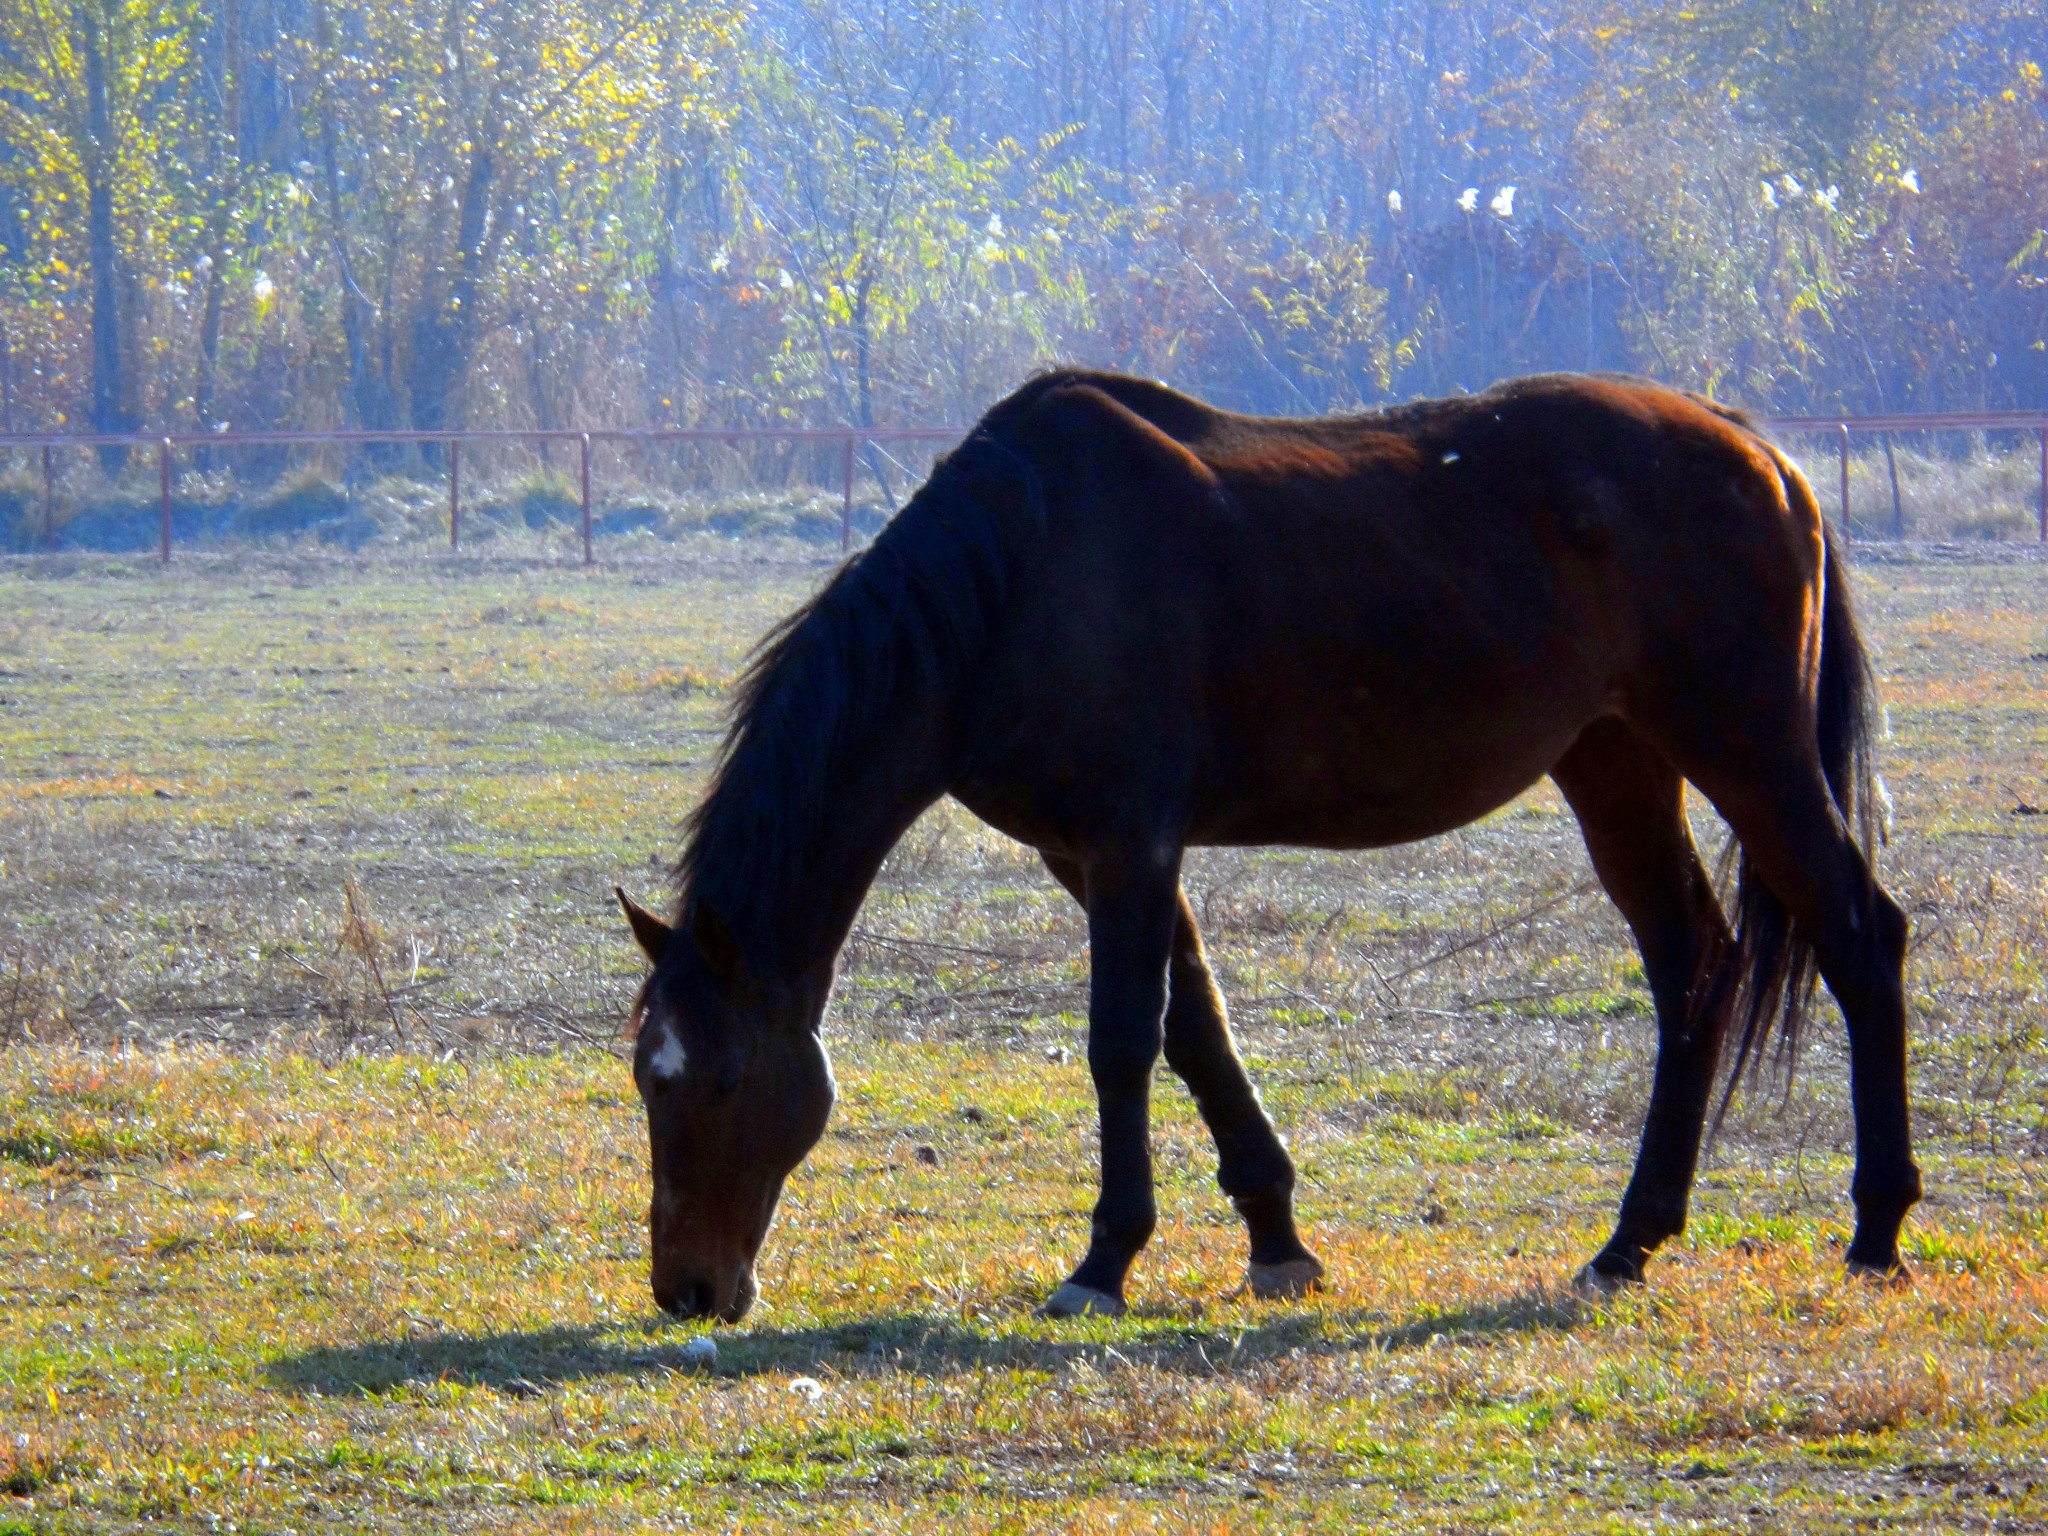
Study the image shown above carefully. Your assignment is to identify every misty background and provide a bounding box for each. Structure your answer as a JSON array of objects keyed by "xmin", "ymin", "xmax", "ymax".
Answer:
[{"xmin": 2, "ymin": 0, "xmax": 2044, "ymax": 445}]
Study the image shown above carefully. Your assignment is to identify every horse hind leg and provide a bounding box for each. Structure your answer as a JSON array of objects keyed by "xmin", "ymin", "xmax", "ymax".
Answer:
[
  {"xmin": 1552, "ymin": 720, "xmax": 1735, "ymax": 1289},
  {"xmin": 1160, "ymin": 887, "xmax": 1323, "ymax": 1298},
  {"xmin": 1627, "ymin": 473, "xmax": 1917, "ymax": 1275},
  {"xmin": 1674, "ymin": 753, "xmax": 1920, "ymax": 1276},
  {"xmin": 1041, "ymin": 853, "xmax": 1323, "ymax": 1301}
]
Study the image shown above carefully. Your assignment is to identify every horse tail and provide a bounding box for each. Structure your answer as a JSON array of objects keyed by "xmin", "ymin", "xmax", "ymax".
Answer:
[{"xmin": 1712, "ymin": 465, "xmax": 1880, "ymax": 1129}]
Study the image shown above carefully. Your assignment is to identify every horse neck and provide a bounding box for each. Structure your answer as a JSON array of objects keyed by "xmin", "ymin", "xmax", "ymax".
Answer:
[
  {"xmin": 698, "ymin": 720, "xmax": 949, "ymax": 983},
  {"xmin": 684, "ymin": 442, "xmax": 1034, "ymax": 985}
]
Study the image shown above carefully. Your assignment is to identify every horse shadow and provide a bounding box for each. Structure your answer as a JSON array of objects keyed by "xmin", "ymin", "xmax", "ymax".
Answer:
[{"xmin": 265, "ymin": 1287, "xmax": 1584, "ymax": 1397}]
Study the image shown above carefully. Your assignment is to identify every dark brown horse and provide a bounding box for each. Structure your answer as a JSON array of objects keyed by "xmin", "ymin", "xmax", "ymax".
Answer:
[{"xmin": 615, "ymin": 369, "xmax": 1918, "ymax": 1323}]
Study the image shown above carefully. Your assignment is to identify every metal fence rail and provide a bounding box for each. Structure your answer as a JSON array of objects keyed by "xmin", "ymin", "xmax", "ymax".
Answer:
[
  {"xmin": 1767, "ymin": 410, "xmax": 2048, "ymax": 543},
  {"xmin": 5, "ymin": 410, "xmax": 2045, "ymax": 564},
  {"xmin": 1, "ymin": 426, "xmax": 961, "ymax": 564}
]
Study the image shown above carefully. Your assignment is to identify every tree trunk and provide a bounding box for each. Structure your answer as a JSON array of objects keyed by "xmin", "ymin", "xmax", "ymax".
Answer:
[
  {"xmin": 408, "ymin": 142, "xmax": 494, "ymax": 459},
  {"xmin": 310, "ymin": 0, "xmax": 395, "ymax": 451},
  {"xmin": 194, "ymin": 0, "xmax": 240, "ymax": 464},
  {"xmin": 851, "ymin": 283, "xmax": 895, "ymax": 510},
  {"xmin": 193, "ymin": 234, "xmax": 225, "ymax": 462},
  {"xmin": 645, "ymin": 158, "xmax": 688, "ymax": 423},
  {"xmin": 524, "ymin": 308, "xmax": 554, "ymax": 466},
  {"xmin": 81, "ymin": 5, "xmax": 127, "ymax": 464}
]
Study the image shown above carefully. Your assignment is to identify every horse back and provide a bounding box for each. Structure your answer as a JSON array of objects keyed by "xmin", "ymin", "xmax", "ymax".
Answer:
[{"xmin": 952, "ymin": 373, "xmax": 1822, "ymax": 853}]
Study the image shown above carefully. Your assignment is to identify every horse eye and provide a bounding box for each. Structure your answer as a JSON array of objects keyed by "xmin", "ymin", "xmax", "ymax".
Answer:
[{"xmin": 713, "ymin": 1063, "xmax": 744, "ymax": 1098}]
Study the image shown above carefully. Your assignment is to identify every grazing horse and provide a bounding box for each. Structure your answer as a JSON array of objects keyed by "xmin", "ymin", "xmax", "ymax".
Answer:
[{"xmin": 615, "ymin": 369, "xmax": 1918, "ymax": 1323}]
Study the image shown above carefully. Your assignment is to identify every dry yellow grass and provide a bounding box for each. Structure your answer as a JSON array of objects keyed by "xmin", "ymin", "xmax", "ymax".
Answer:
[{"xmin": 1, "ymin": 540, "xmax": 2045, "ymax": 1531}]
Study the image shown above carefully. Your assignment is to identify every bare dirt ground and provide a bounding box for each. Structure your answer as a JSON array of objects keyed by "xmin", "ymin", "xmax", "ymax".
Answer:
[{"xmin": 1, "ymin": 538, "xmax": 2045, "ymax": 1531}]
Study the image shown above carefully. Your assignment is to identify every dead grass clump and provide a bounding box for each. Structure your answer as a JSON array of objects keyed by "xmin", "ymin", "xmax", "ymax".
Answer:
[
  {"xmin": 612, "ymin": 663, "xmax": 720, "ymax": 695},
  {"xmin": 336, "ymin": 870, "xmax": 411, "ymax": 1043},
  {"xmin": 0, "ymin": 1435, "xmax": 103, "ymax": 1499},
  {"xmin": 0, "ymin": 942, "xmax": 64, "ymax": 1043}
]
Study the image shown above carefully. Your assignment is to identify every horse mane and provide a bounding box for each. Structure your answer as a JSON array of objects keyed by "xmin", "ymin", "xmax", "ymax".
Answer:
[{"xmin": 673, "ymin": 430, "xmax": 1045, "ymax": 962}]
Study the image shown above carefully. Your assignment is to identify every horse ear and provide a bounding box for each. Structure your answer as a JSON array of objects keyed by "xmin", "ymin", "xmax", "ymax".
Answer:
[
  {"xmin": 690, "ymin": 900, "xmax": 741, "ymax": 981},
  {"xmin": 615, "ymin": 887, "xmax": 673, "ymax": 964}
]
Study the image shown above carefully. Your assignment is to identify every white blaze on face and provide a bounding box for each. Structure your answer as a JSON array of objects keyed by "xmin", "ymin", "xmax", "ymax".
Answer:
[{"xmin": 649, "ymin": 1024, "xmax": 687, "ymax": 1081}]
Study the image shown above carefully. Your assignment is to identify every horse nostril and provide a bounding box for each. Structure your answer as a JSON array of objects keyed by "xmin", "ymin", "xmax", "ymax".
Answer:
[{"xmin": 657, "ymin": 1276, "xmax": 715, "ymax": 1319}]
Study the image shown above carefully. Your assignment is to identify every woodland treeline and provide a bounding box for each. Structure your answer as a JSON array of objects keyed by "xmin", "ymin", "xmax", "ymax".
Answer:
[{"xmin": 1, "ymin": 0, "xmax": 2044, "ymax": 440}]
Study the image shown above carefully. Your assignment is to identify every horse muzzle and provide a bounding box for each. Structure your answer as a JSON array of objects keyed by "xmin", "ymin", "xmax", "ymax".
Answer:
[{"xmin": 653, "ymin": 1261, "xmax": 756, "ymax": 1324}]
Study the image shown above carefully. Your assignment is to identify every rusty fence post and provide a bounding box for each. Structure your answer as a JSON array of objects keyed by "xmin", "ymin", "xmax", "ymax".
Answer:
[
  {"xmin": 159, "ymin": 438, "xmax": 173, "ymax": 566},
  {"xmin": 1837, "ymin": 423, "xmax": 1852, "ymax": 540},
  {"xmin": 841, "ymin": 435, "xmax": 856, "ymax": 552},
  {"xmin": 41, "ymin": 443, "xmax": 54, "ymax": 549},
  {"xmin": 580, "ymin": 433, "xmax": 594, "ymax": 565},
  {"xmin": 448, "ymin": 439, "xmax": 461, "ymax": 552}
]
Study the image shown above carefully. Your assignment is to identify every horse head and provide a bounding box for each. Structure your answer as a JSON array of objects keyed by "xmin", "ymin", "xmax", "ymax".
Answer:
[{"xmin": 616, "ymin": 888, "xmax": 834, "ymax": 1322}]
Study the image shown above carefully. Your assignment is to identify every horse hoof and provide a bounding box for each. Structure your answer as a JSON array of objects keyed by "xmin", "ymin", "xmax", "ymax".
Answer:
[
  {"xmin": 1040, "ymin": 1282, "xmax": 1125, "ymax": 1319},
  {"xmin": 1247, "ymin": 1256, "xmax": 1326, "ymax": 1300},
  {"xmin": 1570, "ymin": 1262, "xmax": 1637, "ymax": 1298},
  {"xmin": 1845, "ymin": 1255, "xmax": 1912, "ymax": 1287}
]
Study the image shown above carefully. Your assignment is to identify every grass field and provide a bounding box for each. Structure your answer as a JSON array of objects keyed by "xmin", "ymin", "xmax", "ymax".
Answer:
[{"xmin": 2, "ymin": 537, "xmax": 2047, "ymax": 1532}]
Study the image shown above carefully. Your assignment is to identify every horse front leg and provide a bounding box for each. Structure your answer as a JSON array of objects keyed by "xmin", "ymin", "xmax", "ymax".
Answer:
[
  {"xmin": 1042, "ymin": 847, "xmax": 1183, "ymax": 1318},
  {"xmin": 1042, "ymin": 853, "xmax": 1323, "ymax": 1301}
]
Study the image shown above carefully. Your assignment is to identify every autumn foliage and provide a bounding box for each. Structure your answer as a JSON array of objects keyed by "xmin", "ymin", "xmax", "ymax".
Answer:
[{"xmin": 0, "ymin": 0, "xmax": 2042, "ymax": 436}]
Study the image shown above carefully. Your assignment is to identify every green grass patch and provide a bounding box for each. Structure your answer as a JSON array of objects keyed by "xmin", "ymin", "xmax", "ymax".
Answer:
[{"xmin": 2, "ymin": 548, "xmax": 2046, "ymax": 1529}]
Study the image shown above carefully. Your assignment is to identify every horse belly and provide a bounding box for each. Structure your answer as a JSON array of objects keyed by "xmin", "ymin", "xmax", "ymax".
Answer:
[
  {"xmin": 1190, "ymin": 727, "xmax": 1577, "ymax": 847},
  {"xmin": 1189, "ymin": 681, "xmax": 1591, "ymax": 848}
]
